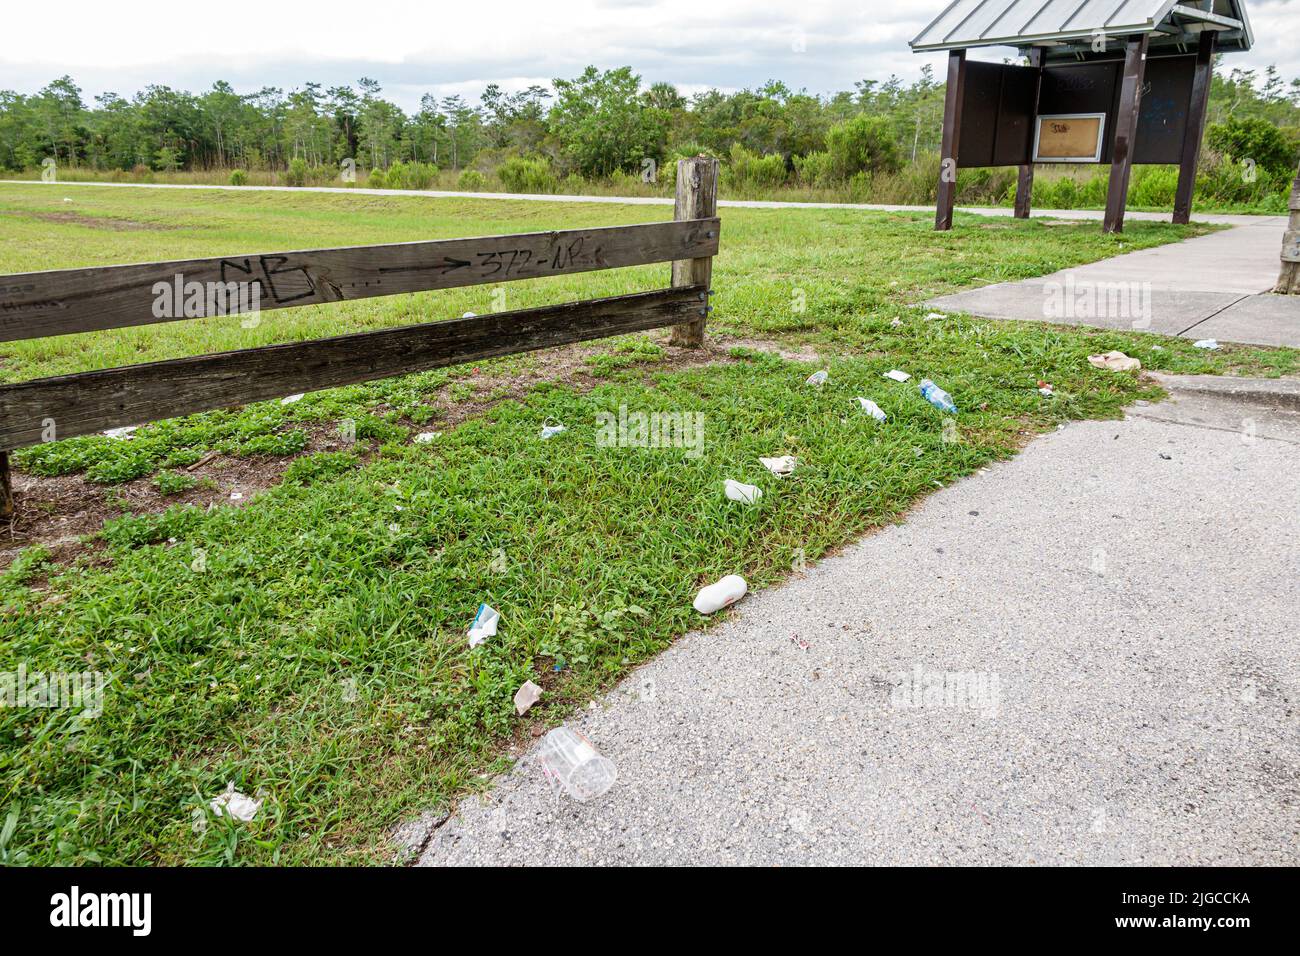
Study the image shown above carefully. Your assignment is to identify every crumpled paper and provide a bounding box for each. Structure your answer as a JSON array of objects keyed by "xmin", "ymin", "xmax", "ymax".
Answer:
[
  {"xmin": 514, "ymin": 680, "xmax": 543, "ymax": 716},
  {"xmin": 1087, "ymin": 350, "xmax": 1141, "ymax": 372}
]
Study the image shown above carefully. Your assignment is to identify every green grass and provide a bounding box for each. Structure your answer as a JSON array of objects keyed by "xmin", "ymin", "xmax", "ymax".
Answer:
[{"xmin": 0, "ymin": 183, "xmax": 1297, "ymax": 866}]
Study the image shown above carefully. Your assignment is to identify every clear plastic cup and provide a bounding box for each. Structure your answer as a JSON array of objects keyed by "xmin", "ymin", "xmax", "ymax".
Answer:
[{"xmin": 537, "ymin": 727, "xmax": 618, "ymax": 802}]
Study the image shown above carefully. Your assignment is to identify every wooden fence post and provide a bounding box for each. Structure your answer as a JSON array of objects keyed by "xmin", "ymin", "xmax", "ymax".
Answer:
[
  {"xmin": 1277, "ymin": 163, "xmax": 1300, "ymax": 294},
  {"xmin": 0, "ymin": 452, "xmax": 13, "ymax": 519},
  {"xmin": 669, "ymin": 155, "xmax": 719, "ymax": 347}
]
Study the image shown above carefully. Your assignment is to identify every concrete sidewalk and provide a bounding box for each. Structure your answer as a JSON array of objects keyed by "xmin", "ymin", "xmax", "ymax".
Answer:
[
  {"xmin": 929, "ymin": 216, "xmax": 1300, "ymax": 347},
  {"xmin": 420, "ymin": 379, "xmax": 1300, "ymax": 866}
]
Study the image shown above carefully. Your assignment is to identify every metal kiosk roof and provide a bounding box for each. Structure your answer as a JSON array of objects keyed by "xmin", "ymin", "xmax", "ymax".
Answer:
[{"xmin": 911, "ymin": 1, "xmax": 1253, "ymax": 59}]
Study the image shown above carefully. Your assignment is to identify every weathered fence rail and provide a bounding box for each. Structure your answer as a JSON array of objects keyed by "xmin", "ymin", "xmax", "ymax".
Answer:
[{"xmin": 0, "ymin": 156, "xmax": 722, "ymax": 517}]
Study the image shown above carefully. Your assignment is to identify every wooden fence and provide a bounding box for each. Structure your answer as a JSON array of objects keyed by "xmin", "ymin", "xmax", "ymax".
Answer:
[{"xmin": 0, "ymin": 156, "xmax": 722, "ymax": 517}]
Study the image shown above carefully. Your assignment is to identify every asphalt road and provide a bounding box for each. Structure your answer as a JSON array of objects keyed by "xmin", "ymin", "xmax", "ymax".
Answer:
[{"xmin": 420, "ymin": 379, "xmax": 1300, "ymax": 866}]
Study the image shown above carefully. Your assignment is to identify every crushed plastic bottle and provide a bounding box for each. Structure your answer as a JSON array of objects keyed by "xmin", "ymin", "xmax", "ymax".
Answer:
[
  {"xmin": 854, "ymin": 397, "xmax": 887, "ymax": 422},
  {"xmin": 759, "ymin": 455, "xmax": 797, "ymax": 476},
  {"xmin": 724, "ymin": 479, "xmax": 762, "ymax": 504},
  {"xmin": 919, "ymin": 379, "xmax": 958, "ymax": 414},
  {"xmin": 805, "ymin": 369, "xmax": 828, "ymax": 387}
]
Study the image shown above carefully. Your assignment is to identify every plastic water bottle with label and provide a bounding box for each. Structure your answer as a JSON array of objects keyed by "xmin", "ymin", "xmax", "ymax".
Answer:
[{"xmin": 918, "ymin": 378, "xmax": 958, "ymax": 414}]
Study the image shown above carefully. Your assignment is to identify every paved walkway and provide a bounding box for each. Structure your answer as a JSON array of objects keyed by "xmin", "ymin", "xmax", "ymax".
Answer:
[
  {"xmin": 929, "ymin": 216, "xmax": 1300, "ymax": 347},
  {"xmin": 420, "ymin": 378, "xmax": 1299, "ymax": 866},
  {"xmin": 0, "ymin": 178, "xmax": 1273, "ymax": 225}
]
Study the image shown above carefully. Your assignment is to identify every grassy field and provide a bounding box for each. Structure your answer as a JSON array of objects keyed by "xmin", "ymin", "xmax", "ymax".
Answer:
[{"xmin": 1, "ymin": 183, "xmax": 1296, "ymax": 865}]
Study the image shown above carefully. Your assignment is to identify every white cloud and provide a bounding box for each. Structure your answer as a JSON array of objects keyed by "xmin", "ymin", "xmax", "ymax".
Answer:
[{"xmin": 3, "ymin": 0, "xmax": 1295, "ymax": 109}]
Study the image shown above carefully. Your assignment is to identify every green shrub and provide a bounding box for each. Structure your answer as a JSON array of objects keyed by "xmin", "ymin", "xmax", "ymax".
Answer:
[
  {"xmin": 1079, "ymin": 171, "xmax": 1109, "ymax": 206},
  {"xmin": 497, "ymin": 156, "xmax": 559, "ymax": 193},
  {"xmin": 384, "ymin": 160, "xmax": 409, "ymax": 189},
  {"xmin": 954, "ymin": 166, "xmax": 1016, "ymax": 204},
  {"xmin": 825, "ymin": 114, "xmax": 900, "ymax": 180},
  {"xmin": 367, "ymin": 167, "xmax": 387, "ymax": 189},
  {"xmin": 408, "ymin": 161, "xmax": 437, "ymax": 190},
  {"xmin": 285, "ymin": 157, "xmax": 308, "ymax": 187},
  {"xmin": 1207, "ymin": 117, "xmax": 1298, "ymax": 175},
  {"xmin": 845, "ymin": 171, "xmax": 873, "ymax": 202},
  {"xmin": 457, "ymin": 169, "xmax": 487, "ymax": 190},
  {"xmin": 229, "ymin": 169, "xmax": 248, "ymax": 186},
  {"xmin": 725, "ymin": 143, "xmax": 786, "ymax": 190},
  {"xmin": 792, "ymin": 150, "xmax": 832, "ymax": 187},
  {"xmin": 1129, "ymin": 165, "xmax": 1179, "ymax": 207}
]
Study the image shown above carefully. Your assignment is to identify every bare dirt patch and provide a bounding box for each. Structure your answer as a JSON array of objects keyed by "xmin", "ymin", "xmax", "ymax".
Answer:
[
  {"xmin": 1, "ymin": 209, "xmax": 177, "ymax": 231},
  {"xmin": 1, "ymin": 333, "xmax": 761, "ymax": 568}
]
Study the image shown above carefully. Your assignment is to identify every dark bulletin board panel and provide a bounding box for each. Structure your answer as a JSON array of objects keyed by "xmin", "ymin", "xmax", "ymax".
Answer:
[
  {"xmin": 957, "ymin": 55, "xmax": 1196, "ymax": 167},
  {"xmin": 958, "ymin": 62, "xmax": 1040, "ymax": 168},
  {"xmin": 1133, "ymin": 55, "xmax": 1195, "ymax": 164}
]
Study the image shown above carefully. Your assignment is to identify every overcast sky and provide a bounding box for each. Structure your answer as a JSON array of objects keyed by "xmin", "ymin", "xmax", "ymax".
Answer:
[{"xmin": 4, "ymin": 0, "xmax": 1297, "ymax": 109}]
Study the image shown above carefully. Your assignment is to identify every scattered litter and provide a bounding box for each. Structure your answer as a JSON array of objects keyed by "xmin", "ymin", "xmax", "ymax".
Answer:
[
  {"xmin": 229, "ymin": 491, "xmax": 244, "ymax": 501},
  {"xmin": 1087, "ymin": 350, "xmax": 1141, "ymax": 372},
  {"xmin": 890, "ymin": 317, "xmax": 904, "ymax": 328},
  {"xmin": 513, "ymin": 680, "xmax": 543, "ymax": 716},
  {"xmin": 102, "ymin": 425, "xmax": 138, "ymax": 440},
  {"xmin": 1151, "ymin": 345, "xmax": 1165, "ymax": 352},
  {"xmin": 724, "ymin": 479, "xmax": 763, "ymax": 504},
  {"xmin": 462, "ymin": 311, "xmax": 476, "ymax": 318},
  {"xmin": 919, "ymin": 379, "xmax": 958, "ymax": 414},
  {"xmin": 539, "ymin": 421, "xmax": 566, "ymax": 439},
  {"xmin": 413, "ymin": 431, "xmax": 441, "ymax": 444},
  {"xmin": 925, "ymin": 311, "xmax": 947, "ymax": 321},
  {"xmin": 884, "ymin": 369, "xmax": 911, "ymax": 383},
  {"xmin": 281, "ymin": 393, "xmax": 304, "ymax": 405},
  {"xmin": 537, "ymin": 727, "xmax": 617, "ymax": 802},
  {"xmin": 1193, "ymin": 338, "xmax": 1220, "ymax": 350},
  {"xmin": 1037, "ymin": 380, "xmax": 1054, "ymax": 397},
  {"xmin": 790, "ymin": 635, "xmax": 810, "ymax": 652},
  {"xmin": 854, "ymin": 397, "xmax": 888, "ymax": 422},
  {"xmin": 467, "ymin": 603, "xmax": 500, "ymax": 648},
  {"xmin": 805, "ymin": 369, "xmax": 828, "ymax": 388},
  {"xmin": 1159, "ymin": 452, "xmax": 1172, "ymax": 460},
  {"xmin": 694, "ymin": 574, "xmax": 747, "ymax": 614},
  {"xmin": 63, "ymin": 197, "xmax": 73, "ymax": 203},
  {"xmin": 759, "ymin": 455, "xmax": 797, "ymax": 476},
  {"xmin": 209, "ymin": 783, "xmax": 261, "ymax": 822}
]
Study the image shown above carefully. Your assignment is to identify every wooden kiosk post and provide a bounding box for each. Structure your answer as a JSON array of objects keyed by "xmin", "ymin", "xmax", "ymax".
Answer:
[
  {"xmin": 1013, "ymin": 47, "xmax": 1045, "ymax": 219},
  {"xmin": 935, "ymin": 49, "xmax": 967, "ymax": 232},
  {"xmin": 1103, "ymin": 34, "xmax": 1149, "ymax": 234},
  {"xmin": 1173, "ymin": 30, "xmax": 1217, "ymax": 225}
]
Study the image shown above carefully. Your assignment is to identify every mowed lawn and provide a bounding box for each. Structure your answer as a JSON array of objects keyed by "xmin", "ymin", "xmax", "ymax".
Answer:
[{"xmin": 1, "ymin": 183, "xmax": 1296, "ymax": 865}]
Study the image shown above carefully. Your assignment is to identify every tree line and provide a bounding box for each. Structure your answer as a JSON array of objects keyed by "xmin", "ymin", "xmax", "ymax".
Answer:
[{"xmin": 1, "ymin": 61, "xmax": 1296, "ymax": 193}]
